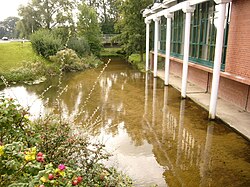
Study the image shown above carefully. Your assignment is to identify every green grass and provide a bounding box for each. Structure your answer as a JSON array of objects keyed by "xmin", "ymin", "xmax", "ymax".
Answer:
[
  {"xmin": 128, "ymin": 53, "xmax": 146, "ymax": 72},
  {"xmin": 100, "ymin": 47, "xmax": 123, "ymax": 57},
  {"xmin": 0, "ymin": 42, "xmax": 46, "ymax": 72},
  {"xmin": 0, "ymin": 42, "xmax": 53, "ymax": 85}
]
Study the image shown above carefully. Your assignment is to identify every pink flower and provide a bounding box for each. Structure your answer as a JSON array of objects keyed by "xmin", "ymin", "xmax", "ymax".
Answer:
[{"xmin": 58, "ymin": 164, "xmax": 66, "ymax": 171}]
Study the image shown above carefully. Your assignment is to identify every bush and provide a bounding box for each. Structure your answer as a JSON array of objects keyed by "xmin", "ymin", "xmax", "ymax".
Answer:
[
  {"xmin": 82, "ymin": 54, "xmax": 103, "ymax": 68},
  {"xmin": 0, "ymin": 60, "xmax": 58, "ymax": 85},
  {"xmin": 67, "ymin": 37, "xmax": 90, "ymax": 57},
  {"xmin": 52, "ymin": 27, "xmax": 70, "ymax": 47},
  {"xmin": 30, "ymin": 29, "xmax": 63, "ymax": 59},
  {"xmin": 0, "ymin": 96, "xmax": 134, "ymax": 186},
  {"xmin": 50, "ymin": 48, "xmax": 86, "ymax": 72},
  {"xmin": 0, "ymin": 96, "xmax": 37, "ymax": 145}
]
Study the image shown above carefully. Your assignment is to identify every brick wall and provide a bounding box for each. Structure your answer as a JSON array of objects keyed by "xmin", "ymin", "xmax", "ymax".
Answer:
[
  {"xmin": 218, "ymin": 77, "xmax": 249, "ymax": 109},
  {"xmin": 168, "ymin": 59, "xmax": 250, "ymax": 111},
  {"xmin": 225, "ymin": 0, "xmax": 250, "ymax": 78},
  {"xmin": 188, "ymin": 67, "xmax": 209, "ymax": 91}
]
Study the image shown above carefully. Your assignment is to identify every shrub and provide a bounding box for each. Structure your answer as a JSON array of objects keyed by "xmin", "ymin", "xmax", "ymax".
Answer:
[
  {"xmin": 30, "ymin": 29, "xmax": 63, "ymax": 59},
  {"xmin": 0, "ymin": 60, "xmax": 58, "ymax": 85},
  {"xmin": 50, "ymin": 48, "xmax": 86, "ymax": 72},
  {"xmin": 67, "ymin": 37, "xmax": 90, "ymax": 57},
  {"xmin": 0, "ymin": 96, "xmax": 134, "ymax": 186},
  {"xmin": 82, "ymin": 54, "xmax": 103, "ymax": 68},
  {"xmin": 52, "ymin": 27, "xmax": 70, "ymax": 47},
  {"xmin": 0, "ymin": 96, "xmax": 37, "ymax": 145}
]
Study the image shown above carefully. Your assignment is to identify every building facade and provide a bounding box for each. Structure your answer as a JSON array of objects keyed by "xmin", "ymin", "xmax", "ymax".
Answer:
[{"xmin": 143, "ymin": 0, "xmax": 250, "ymax": 118}]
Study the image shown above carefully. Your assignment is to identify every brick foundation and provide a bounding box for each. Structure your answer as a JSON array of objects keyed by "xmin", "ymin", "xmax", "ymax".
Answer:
[{"xmin": 152, "ymin": 51, "xmax": 250, "ymax": 112}]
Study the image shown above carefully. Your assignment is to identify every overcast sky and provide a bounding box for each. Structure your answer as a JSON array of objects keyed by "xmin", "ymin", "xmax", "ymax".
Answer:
[{"xmin": 0, "ymin": 0, "xmax": 29, "ymax": 21}]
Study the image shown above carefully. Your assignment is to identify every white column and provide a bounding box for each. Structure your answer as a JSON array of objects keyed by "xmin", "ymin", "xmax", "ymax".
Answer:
[
  {"xmin": 181, "ymin": 5, "xmax": 195, "ymax": 98},
  {"xmin": 145, "ymin": 19, "xmax": 151, "ymax": 71},
  {"xmin": 164, "ymin": 13, "xmax": 173, "ymax": 86},
  {"xmin": 209, "ymin": 3, "xmax": 227, "ymax": 119},
  {"xmin": 153, "ymin": 17, "xmax": 161, "ymax": 77}
]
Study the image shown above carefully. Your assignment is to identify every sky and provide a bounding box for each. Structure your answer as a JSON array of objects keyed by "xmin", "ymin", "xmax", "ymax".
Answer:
[{"xmin": 0, "ymin": 0, "xmax": 29, "ymax": 21}]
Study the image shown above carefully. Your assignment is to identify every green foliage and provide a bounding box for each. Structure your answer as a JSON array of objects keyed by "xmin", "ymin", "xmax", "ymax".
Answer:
[
  {"xmin": 100, "ymin": 47, "xmax": 123, "ymax": 57},
  {"xmin": 78, "ymin": 3, "xmax": 102, "ymax": 56},
  {"xmin": 30, "ymin": 29, "xmax": 63, "ymax": 58},
  {"xmin": 67, "ymin": 37, "xmax": 90, "ymax": 57},
  {"xmin": 81, "ymin": 54, "xmax": 103, "ymax": 68},
  {"xmin": 0, "ymin": 96, "xmax": 134, "ymax": 186},
  {"xmin": 2, "ymin": 61, "xmax": 47, "ymax": 82},
  {"xmin": 85, "ymin": 0, "xmax": 121, "ymax": 34},
  {"xmin": 18, "ymin": 0, "xmax": 75, "ymax": 30},
  {"xmin": 50, "ymin": 48, "xmax": 103, "ymax": 72},
  {"xmin": 128, "ymin": 53, "xmax": 146, "ymax": 72},
  {"xmin": 50, "ymin": 48, "xmax": 86, "ymax": 72},
  {"xmin": 115, "ymin": 0, "xmax": 152, "ymax": 61},
  {"xmin": 52, "ymin": 27, "xmax": 71, "ymax": 47},
  {"xmin": 0, "ymin": 17, "xmax": 20, "ymax": 38},
  {"xmin": 0, "ymin": 96, "xmax": 37, "ymax": 145}
]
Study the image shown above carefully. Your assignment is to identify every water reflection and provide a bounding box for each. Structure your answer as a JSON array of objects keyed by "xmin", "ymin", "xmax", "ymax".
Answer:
[{"xmin": 1, "ymin": 60, "xmax": 249, "ymax": 186}]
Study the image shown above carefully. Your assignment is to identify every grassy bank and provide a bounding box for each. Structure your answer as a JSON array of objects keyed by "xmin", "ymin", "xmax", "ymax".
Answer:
[
  {"xmin": 0, "ymin": 42, "xmax": 53, "ymax": 85},
  {"xmin": 0, "ymin": 42, "xmax": 103, "ymax": 86},
  {"xmin": 128, "ymin": 53, "xmax": 146, "ymax": 72},
  {"xmin": 100, "ymin": 47, "xmax": 123, "ymax": 57}
]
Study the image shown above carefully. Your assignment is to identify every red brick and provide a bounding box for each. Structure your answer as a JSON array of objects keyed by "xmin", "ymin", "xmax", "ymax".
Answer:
[{"xmin": 225, "ymin": 0, "xmax": 250, "ymax": 79}]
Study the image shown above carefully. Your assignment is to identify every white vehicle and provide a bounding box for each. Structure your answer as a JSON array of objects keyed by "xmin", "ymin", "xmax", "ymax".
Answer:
[{"xmin": 2, "ymin": 37, "xmax": 8, "ymax": 40}]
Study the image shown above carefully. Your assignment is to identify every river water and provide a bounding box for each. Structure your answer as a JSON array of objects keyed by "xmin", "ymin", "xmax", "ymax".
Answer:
[{"xmin": 1, "ymin": 58, "xmax": 250, "ymax": 186}]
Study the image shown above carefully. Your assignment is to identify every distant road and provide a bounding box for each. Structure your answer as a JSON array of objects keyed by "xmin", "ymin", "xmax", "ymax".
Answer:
[{"xmin": 0, "ymin": 39, "xmax": 30, "ymax": 43}]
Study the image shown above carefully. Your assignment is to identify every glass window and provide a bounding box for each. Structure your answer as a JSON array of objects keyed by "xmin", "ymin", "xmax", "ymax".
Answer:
[
  {"xmin": 171, "ymin": 10, "xmax": 185, "ymax": 58},
  {"xmin": 156, "ymin": 0, "xmax": 230, "ymax": 70},
  {"xmin": 189, "ymin": 0, "xmax": 230, "ymax": 70},
  {"xmin": 160, "ymin": 17, "xmax": 167, "ymax": 53}
]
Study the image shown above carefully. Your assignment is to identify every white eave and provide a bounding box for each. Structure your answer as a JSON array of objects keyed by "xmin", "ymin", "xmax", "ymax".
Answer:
[
  {"xmin": 151, "ymin": 3, "xmax": 162, "ymax": 12},
  {"xmin": 143, "ymin": 8, "xmax": 152, "ymax": 17},
  {"xmin": 162, "ymin": 0, "xmax": 177, "ymax": 7}
]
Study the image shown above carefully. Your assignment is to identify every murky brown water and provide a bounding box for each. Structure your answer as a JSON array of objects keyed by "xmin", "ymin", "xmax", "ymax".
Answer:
[{"xmin": 1, "ymin": 58, "xmax": 250, "ymax": 186}]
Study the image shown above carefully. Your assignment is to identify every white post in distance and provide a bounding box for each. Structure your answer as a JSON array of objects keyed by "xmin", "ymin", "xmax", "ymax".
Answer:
[
  {"xmin": 145, "ymin": 19, "xmax": 151, "ymax": 71},
  {"xmin": 153, "ymin": 17, "xmax": 161, "ymax": 77}
]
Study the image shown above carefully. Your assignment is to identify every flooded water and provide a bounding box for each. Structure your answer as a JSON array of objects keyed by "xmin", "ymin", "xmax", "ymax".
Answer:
[{"xmin": 1, "ymin": 58, "xmax": 250, "ymax": 186}]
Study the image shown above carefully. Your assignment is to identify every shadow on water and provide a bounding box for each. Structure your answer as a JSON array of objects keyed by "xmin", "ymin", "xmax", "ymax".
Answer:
[{"xmin": 1, "ymin": 58, "xmax": 250, "ymax": 186}]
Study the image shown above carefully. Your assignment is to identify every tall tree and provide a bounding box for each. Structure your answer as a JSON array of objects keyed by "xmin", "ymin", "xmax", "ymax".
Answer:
[
  {"xmin": 0, "ymin": 17, "xmax": 20, "ymax": 38},
  {"xmin": 116, "ymin": 0, "xmax": 152, "ymax": 61},
  {"xmin": 81, "ymin": 0, "xmax": 121, "ymax": 34},
  {"xmin": 18, "ymin": 0, "xmax": 75, "ymax": 30},
  {"xmin": 78, "ymin": 2, "xmax": 102, "ymax": 56}
]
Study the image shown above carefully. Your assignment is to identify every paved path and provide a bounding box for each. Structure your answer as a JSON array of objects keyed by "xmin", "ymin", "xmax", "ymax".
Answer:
[{"xmin": 156, "ymin": 70, "xmax": 250, "ymax": 140}]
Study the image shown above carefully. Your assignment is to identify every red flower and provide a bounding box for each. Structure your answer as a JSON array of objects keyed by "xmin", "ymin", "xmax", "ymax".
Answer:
[
  {"xmin": 72, "ymin": 180, "xmax": 78, "ymax": 186},
  {"xmin": 77, "ymin": 176, "xmax": 83, "ymax": 183},
  {"xmin": 58, "ymin": 164, "xmax": 66, "ymax": 171}
]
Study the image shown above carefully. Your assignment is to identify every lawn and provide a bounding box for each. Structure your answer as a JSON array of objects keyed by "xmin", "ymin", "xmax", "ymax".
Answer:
[
  {"xmin": 100, "ymin": 47, "xmax": 122, "ymax": 57},
  {"xmin": 0, "ymin": 42, "xmax": 45, "ymax": 72}
]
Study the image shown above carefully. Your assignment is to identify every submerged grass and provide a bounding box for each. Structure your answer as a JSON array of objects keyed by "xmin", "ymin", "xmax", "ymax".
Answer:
[{"xmin": 128, "ymin": 53, "xmax": 146, "ymax": 72}]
